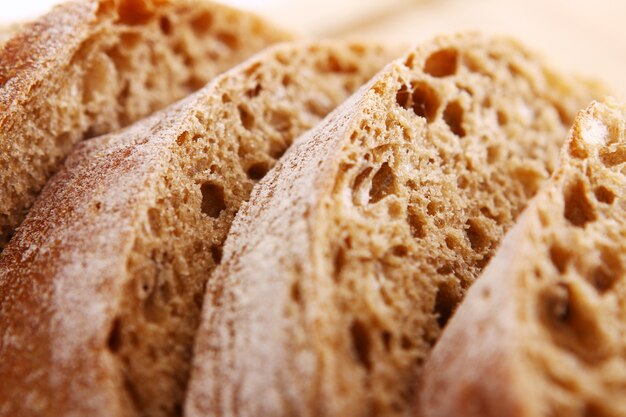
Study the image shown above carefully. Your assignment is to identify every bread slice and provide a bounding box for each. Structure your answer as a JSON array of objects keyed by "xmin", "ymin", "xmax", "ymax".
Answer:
[
  {"xmin": 0, "ymin": 40, "xmax": 397, "ymax": 417},
  {"xmin": 418, "ymin": 99, "xmax": 626, "ymax": 417},
  {"xmin": 186, "ymin": 33, "xmax": 605, "ymax": 417},
  {"xmin": 0, "ymin": 0, "xmax": 292, "ymax": 249}
]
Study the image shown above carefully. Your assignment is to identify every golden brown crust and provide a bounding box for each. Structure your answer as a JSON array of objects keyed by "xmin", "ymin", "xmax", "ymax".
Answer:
[
  {"xmin": 0, "ymin": 0, "xmax": 292, "ymax": 248},
  {"xmin": 418, "ymin": 99, "xmax": 626, "ymax": 417},
  {"xmin": 186, "ymin": 33, "xmax": 605, "ymax": 417},
  {"xmin": 0, "ymin": 1, "xmax": 96, "ymax": 109},
  {"xmin": 0, "ymin": 40, "xmax": 398, "ymax": 417}
]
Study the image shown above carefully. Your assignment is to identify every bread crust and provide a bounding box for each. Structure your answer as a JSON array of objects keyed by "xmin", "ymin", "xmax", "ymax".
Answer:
[
  {"xmin": 0, "ymin": 40, "xmax": 398, "ymax": 417},
  {"xmin": 0, "ymin": 0, "xmax": 292, "ymax": 248}
]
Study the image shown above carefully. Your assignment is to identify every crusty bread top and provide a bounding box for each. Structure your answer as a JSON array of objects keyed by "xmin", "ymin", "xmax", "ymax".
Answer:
[
  {"xmin": 0, "ymin": 0, "xmax": 292, "ymax": 248},
  {"xmin": 0, "ymin": 40, "xmax": 399, "ymax": 417},
  {"xmin": 417, "ymin": 98, "xmax": 626, "ymax": 417},
  {"xmin": 186, "ymin": 32, "xmax": 605, "ymax": 417}
]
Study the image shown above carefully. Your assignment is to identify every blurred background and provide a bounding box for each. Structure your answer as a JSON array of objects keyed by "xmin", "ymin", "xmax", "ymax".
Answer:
[{"xmin": 2, "ymin": 0, "xmax": 624, "ymax": 98}]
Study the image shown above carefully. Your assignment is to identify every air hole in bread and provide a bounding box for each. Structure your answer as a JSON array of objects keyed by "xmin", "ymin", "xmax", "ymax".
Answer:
[
  {"xmin": 200, "ymin": 183, "xmax": 226, "ymax": 218},
  {"xmin": 158, "ymin": 16, "xmax": 172, "ymax": 35},
  {"xmin": 320, "ymin": 53, "xmax": 358, "ymax": 74},
  {"xmin": 541, "ymin": 282, "xmax": 570, "ymax": 324},
  {"xmin": 445, "ymin": 235, "xmax": 458, "ymax": 250},
  {"xmin": 333, "ymin": 246, "xmax": 348, "ymax": 278},
  {"xmin": 392, "ymin": 245, "xmax": 409, "ymax": 257},
  {"xmin": 486, "ymin": 144, "xmax": 500, "ymax": 164},
  {"xmin": 396, "ymin": 84, "xmax": 412, "ymax": 110},
  {"xmin": 407, "ymin": 209, "xmax": 426, "ymax": 239},
  {"xmin": 217, "ymin": 32, "xmax": 238, "ymax": 49},
  {"xmin": 465, "ymin": 219, "xmax": 488, "ymax": 252},
  {"xmin": 388, "ymin": 200, "xmax": 403, "ymax": 218},
  {"xmin": 423, "ymin": 48, "xmax": 458, "ymax": 77},
  {"xmin": 117, "ymin": 0, "xmax": 154, "ymax": 25},
  {"xmin": 211, "ymin": 246, "xmax": 223, "ymax": 264},
  {"xmin": 436, "ymin": 264, "xmax": 453, "ymax": 275},
  {"xmin": 589, "ymin": 246, "xmax": 621, "ymax": 294},
  {"xmin": 246, "ymin": 83, "xmax": 262, "ymax": 98},
  {"xmin": 107, "ymin": 318, "xmax": 123, "ymax": 353},
  {"xmin": 600, "ymin": 145, "xmax": 626, "ymax": 167},
  {"xmin": 186, "ymin": 76, "xmax": 206, "ymax": 91},
  {"xmin": 411, "ymin": 81, "xmax": 440, "ymax": 122},
  {"xmin": 457, "ymin": 175, "xmax": 469, "ymax": 189},
  {"xmin": 593, "ymin": 186, "xmax": 615, "ymax": 204},
  {"xmin": 190, "ymin": 11, "xmax": 214, "ymax": 34},
  {"xmin": 497, "ymin": 109, "xmax": 508, "ymax": 126},
  {"xmin": 541, "ymin": 282, "xmax": 611, "ymax": 363},
  {"xmin": 238, "ymin": 105, "xmax": 255, "ymax": 130},
  {"xmin": 563, "ymin": 179, "xmax": 596, "ymax": 227},
  {"xmin": 584, "ymin": 401, "xmax": 615, "ymax": 417},
  {"xmin": 549, "ymin": 243, "xmax": 570, "ymax": 274},
  {"xmin": 350, "ymin": 319, "xmax": 372, "ymax": 370},
  {"xmin": 290, "ymin": 281, "xmax": 302, "ymax": 303},
  {"xmin": 433, "ymin": 280, "xmax": 459, "ymax": 327},
  {"xmin": 246, "ymin": 162, "xmax": 270, "ymax": 181},
  {"xmin": 176, "ymin": 131, "xmax": 191, "ymax": 146},
  {"xmin": 369, "ymin": 163, "xmax": 396, "ymax": 203},
  {"xmin": 443, "ymin": 100, "xmax": 466, "ymax": 137}
]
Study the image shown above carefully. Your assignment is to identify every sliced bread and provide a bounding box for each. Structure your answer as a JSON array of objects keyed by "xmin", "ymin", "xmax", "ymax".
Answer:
[
  {"xmin": 418, "ymin": 99, "xmax": 626, "ymax": 417},
  {"xmin": 186, "ymin": 33, "xmax": 604, "ymax": 417},
  {"xmin": 0, "ymin": 41, "xmax": 397, "ymax": 417},
  {"xmin": 0, "ymin": 0, "xmax": 291, "ymax": 248}
]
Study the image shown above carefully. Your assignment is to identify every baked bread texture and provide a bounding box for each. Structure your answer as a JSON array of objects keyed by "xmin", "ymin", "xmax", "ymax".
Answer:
[
  {"xmin": 186, "ymin": 33, "xmax": 604, "ymax": 417},
  {"xmin": 0, "ymin": 0, "xmax": 292, "ymax": 249},
  {"xmin": 418, "ymin": 98, "xmax": 626, "ymax": 417},
  {"xmin": 0, "ymin": 41, "xmax": 397, "ymax": 417}
]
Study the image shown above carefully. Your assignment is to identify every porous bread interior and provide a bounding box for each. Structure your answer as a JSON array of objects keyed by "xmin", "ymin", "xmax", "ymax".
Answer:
[
  {"xmin": 305, "ymin": 39, "xmax": 597, "ymax": 415},
  {"xmin": 509, "ymin": 100, "xmax": 626, "ymax": 416},
  {"xmin": 105, "ymin": 43, "xmax": 394, "ymax": 417},
  {"xmin": 0, "ymin": 0, "xmax": 288, "ymax": 248}
]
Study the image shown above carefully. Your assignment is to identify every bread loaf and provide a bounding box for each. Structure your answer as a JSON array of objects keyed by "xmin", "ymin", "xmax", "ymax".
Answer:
[
  {"xmin": 417, "ymin": 98, "xmax": 626, "ymax": 417},
  {"xmin": 186, "ymin": 33, "xmax": 604, "ymax": 417},
  {"xmin": 0, "ymin": 0, "xmax": 291, "ymax": 248},
  {"xmin": 0, "ymin": 40, "xmax": 397, "ymax": 417}
]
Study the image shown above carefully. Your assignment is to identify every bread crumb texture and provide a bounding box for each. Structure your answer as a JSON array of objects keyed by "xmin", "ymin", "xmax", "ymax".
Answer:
[
  {"xmin": 0, "ymin": 41, "xmax": 397, "ymax": 417},
  {"xmin": 0, "ymin": 0, "xmax": 292, "ymax": 248},
  {"xmin": 187, "ymin": 33, "xmax": 605, "ymax": 417},
  {"xmin": 418, "ymin": 98, "xmax": 626, "ymax": 417}
]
